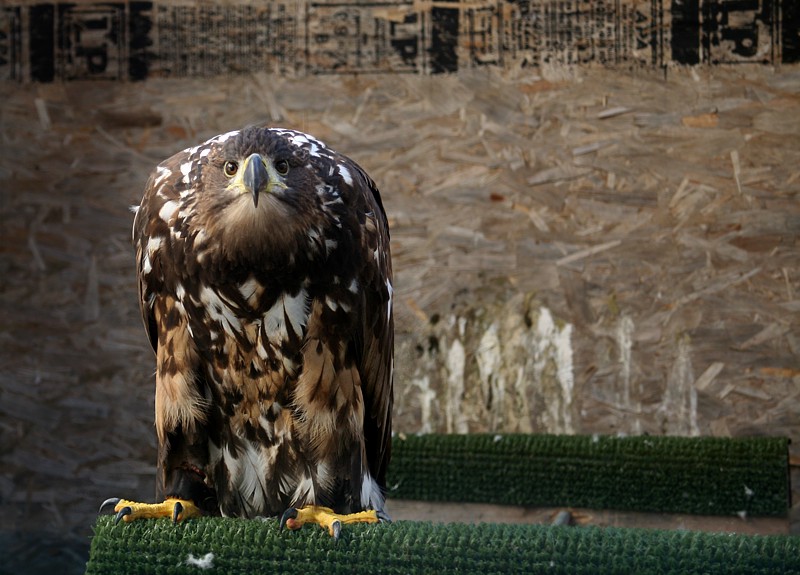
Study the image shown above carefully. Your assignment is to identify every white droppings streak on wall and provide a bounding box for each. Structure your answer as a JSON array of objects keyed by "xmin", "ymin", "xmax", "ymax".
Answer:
[
  {"xmin": 660, "ymin": 334, "xmax": 698, "ymax": 436},
  {"xmin": 476, "ymin": 322, "xmax": 505, "ymax": 429},
  {"xmin": 409, "ymin": 375, "xmax": 436, "ymax": 434},
  {"xmin": 445, "ymin": 337, "xmax": 467, "ymax": 433},
  {"xmin": 616, "ymin": 315, "xmax": 634, "ymax": 407},
  {"xmin": 615, "ymin": 314, "xmax": 641, "ymax": 433},
  {"xmin": 533, "ymin": 307, "xmax": 575, "ymax": 434}
]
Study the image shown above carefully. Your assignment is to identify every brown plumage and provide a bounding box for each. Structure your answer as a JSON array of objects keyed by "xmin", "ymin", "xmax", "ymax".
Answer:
[{"xmin": 132, "ymin": 126, "xmax": 393, "ymax": 520}]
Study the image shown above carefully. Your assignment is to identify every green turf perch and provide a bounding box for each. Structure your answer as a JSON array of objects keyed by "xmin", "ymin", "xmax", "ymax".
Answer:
[
  {"xmin": 387, "ymin": 434, "xmax": 791, "ymax": 516},
  {"xmin": 87, "ymin": 434, "xmax": 794, "ymax": 574},
  {"xmin": 87, "ymin": 515, "xmax": 800, "ymax": 575}
]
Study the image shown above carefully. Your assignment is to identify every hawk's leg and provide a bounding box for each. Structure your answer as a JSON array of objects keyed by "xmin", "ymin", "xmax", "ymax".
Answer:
[{"xmin": 279, "ymin": 505, "xmax": 389, "ymax": 538}]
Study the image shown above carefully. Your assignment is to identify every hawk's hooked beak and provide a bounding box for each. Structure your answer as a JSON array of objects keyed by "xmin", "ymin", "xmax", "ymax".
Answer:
[{"xmin": 242, "ymin": 153, "xmax": 269, "ymax": 207}]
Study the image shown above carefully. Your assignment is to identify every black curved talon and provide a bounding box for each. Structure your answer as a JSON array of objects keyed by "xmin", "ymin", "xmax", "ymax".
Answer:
[
  {"xmin": 99, "ymin": 497, "xmax": 121, "ymax": 514},
  {"xmin": 172, "ymin": 501, "xmax": 183, "ymax": 523},
  {"xmin": 114, "ymin": 506, "xmax": 132, "ymax": 525},
  {"xmin": 331, "ymin": 520, "xmax": 342, "ymax": 540},
  {"xmin": 279, "ymin": 508, "xmax": 297, "ymax": 531},
  {"xmin": 377, "ymin": 510, "xmax": 392, "ymax": 524}
]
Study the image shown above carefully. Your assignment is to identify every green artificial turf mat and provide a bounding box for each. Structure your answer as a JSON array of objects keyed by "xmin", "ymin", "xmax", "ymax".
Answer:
[
  {"xmin": 86, "ymin": 515, "xmax": 800, "ymax": 575},
  {"xmin": 387, "ymin": 434, "xmax": 790, "ymax": 516}
]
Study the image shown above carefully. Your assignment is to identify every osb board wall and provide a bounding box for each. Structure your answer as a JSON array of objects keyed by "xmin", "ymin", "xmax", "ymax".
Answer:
[
  {"xmin": 1, "ymin": 36, "xmax": 800, "ymax": 575},
  {"xmin": 1, "ymin": 0, "xmax": 799, "ymax": 82}
]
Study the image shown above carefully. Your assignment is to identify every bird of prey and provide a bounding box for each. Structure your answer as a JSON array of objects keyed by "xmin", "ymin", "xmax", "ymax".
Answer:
[{"xmin": 102, "ymin": 126, "xmax": 393, "ymax": 537}]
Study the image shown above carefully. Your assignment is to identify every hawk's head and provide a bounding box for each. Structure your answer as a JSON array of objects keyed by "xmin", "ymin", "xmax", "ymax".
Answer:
[{"xmin": 169, "ymin": 126, "xmax": 358, "ymax": 266}]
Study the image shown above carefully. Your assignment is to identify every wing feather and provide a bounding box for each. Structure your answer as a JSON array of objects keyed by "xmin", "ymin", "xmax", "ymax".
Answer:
[
  {"xmin": 347, "ymin": 161, "xmax": 394, "ymax": 486},
  {"xmin": 134, "ymin": 152, "xmax": 188, "ymax": 353}
]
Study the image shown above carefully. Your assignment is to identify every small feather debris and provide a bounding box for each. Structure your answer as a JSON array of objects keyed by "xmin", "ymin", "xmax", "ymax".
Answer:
[{"xmin": 185, "ymin": 552, "xmax": 215, "ymax": 570}]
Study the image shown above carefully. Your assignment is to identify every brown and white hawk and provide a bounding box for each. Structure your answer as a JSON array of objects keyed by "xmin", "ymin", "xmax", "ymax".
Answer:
[{"xmin": 103, "ymin": 126, "xmax": 393, "ymax": 536}]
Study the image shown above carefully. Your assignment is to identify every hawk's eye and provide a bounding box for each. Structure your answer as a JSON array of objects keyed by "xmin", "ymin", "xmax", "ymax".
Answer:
[
  {"xmin": 274, "ymin": 159, "xmax": 290, "ymax": 176},
  {"xmin": 223, "ymin": 161, "xmax": 238, "ymax": 177}
]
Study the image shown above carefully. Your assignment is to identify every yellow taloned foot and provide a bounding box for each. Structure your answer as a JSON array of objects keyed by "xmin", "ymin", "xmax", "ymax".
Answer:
[
  {"xmin": 100, "ymin": 497, "xmax": 202, "ymax": 524},
  {"xmin": 280, "ymin": 505, "xmax": 381, "ymax": 538}
]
